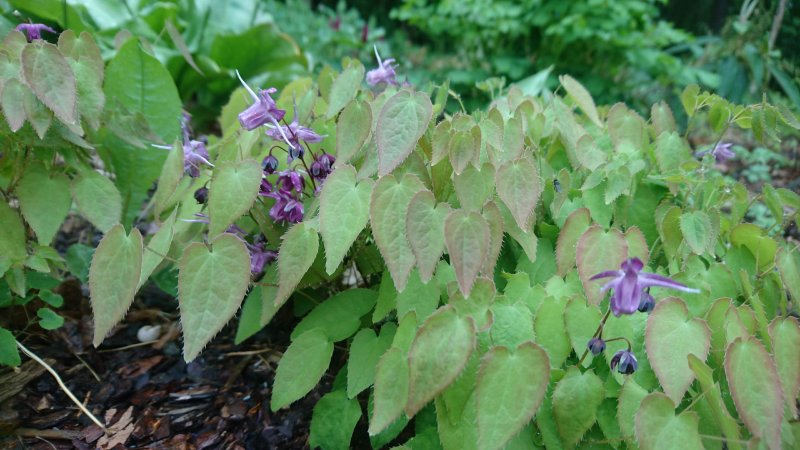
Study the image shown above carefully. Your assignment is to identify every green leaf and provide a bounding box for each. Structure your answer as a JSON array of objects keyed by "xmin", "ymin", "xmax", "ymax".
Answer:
[
  {"xmin": 39, "ymin": 291, "xmax": 63, "ymax": 308},
  {"xmin": 776, "ymin": 247, "xmax": 800, "ymax": 305},
  {"xmin": 680, "ymin": 84, "xmax": 700, "ymax": 117},
  {"xmin": 208, "ymin": 159, "xmax": 261, "ymax": 237},
  {"xmin": 371, "ymin": 174, "xmax": 425, "ymax": 291},
  {"xmin": 651, "ymin": 101, "xmax": 676, "ymax": 136},
  {"xmin": 235, "ymin": 285, "xmax": 265, "ymax": 345},
  {"xmin": 687, "ymin": 355, "xmax": 744, "ymax": 450},
  {"xmin": 645, "ymin": 298, "xmax": 711, "ymax": 405},
  {"xmin": 178, "ymin": 233, "xmax": 250, "ymax": 361},
  {"xmin": 2, "ymin": 79, "xmax": 27, "ymax": 131},
  {"xmin": 618, "ymin": 379, "xmax": 648, "ymax": 441},
  {"xmin": 0, "ymin": 199, "xmax": 28, "ymax": 276},
  {"xmin": 679, "ymin": 211, "xmax": 713, "ymax": 255},
  {"xmin": 320, "ymin": 165, "xmax": 373, "ymax": 275},
  {"xmin": 770, "ymin": 317, "xmax": 800, "ymax": 417},
  {"xmin": 57, "ymin": 30, "xmax": 104, "ymax": 130},
  {"xmin": 496, "ymin": 157, "xmax": 541, "ymax": 230},
  {"xmin": 292, "ymin": 288, "xmax": 377, "ymax": 341},
  {"xmin": 476, "ymin": 342, "xmax": 550, "ymax": 450},
  {"xmin": 730, "ymin": 223, "xmax": 777, "ymax": 271},
  {"xmin": 65, "ymin": 244, "xmax": 93, "ymax": 284},
  {"xmin": 555, "ymin": 208, "xmax": 591, "ymax": 276},
  {"xmin": 559, "ymin": 74, "xmax": 601, "ymax": 127},
  {"xmin": 310, "ymin": 390, "xmax": 361, "ymax": 450},
  {"xmin": 490, "ymin": 300, "xmax": 535, "ymax": 349},
  {"xmin": 271, "ymin": 329, "xmax": 334, "ymax": 411},
  {"xmin": 347, "ymin": 325, "xmax": 395, "ymax": 398},
  {"xmin": 23, "ymin": 88, "xmax": 52, "ymax": 138},
  {"xmin": 36, "ymin": 307, "xmax": 63, "ymax": 330},
  {"xmin": 336, "ymin": 99, "xmax": 372, "ymax": 163},
  {"xmin": 533, "ymin": 297, "xmax": 571, "ymax": 368},
  {"xmin": 21, "ymin": 40, "xmax": 78, "ymax": 127},
  {"xmin": 406, "ymin": 190, "xmax": 450, "ymax": 283},
  {"xmin": 607, "ymin": 103, "xmax": 647, "ymax": 153},
  {"xmin": 448, "ymin": 128, "xmax": 479, "ymax": 175},
  {"xmin": 635, "ymin": 392, "xmax": 704, "ymax": 450},
  {"xmin": 71, "ymin": 170, "xmax": 122, "ymax": 233},
  {"xmin": 481, "ymin": 201, "xmax": 503, "ymax": 276},
  {"xmin": 376, "ymin": 90, "xmax": 433, "ymax": 176},
  {"xmin": 397, "ymin": 269, "xmax": 441, "ymax": 323},
  {"xmin": 370, "ymin": 347, "xmax": 410, "ymax": 435},
  {"xmin": 576, "ymin": 226, "xmax": 628, "ymax": 305},
  {"xmin": 137, "ymin": 210, "xmax": 176, "ymax": 289},
  {"xmin": 152, "ymin": 143, "xmax": 184, "ymax": 217},
  {"xmin": 0, "ymin": 327, "xmax": 20, "ymax": 367},
  {"xmin": 327, "ymin": 60, "xmax": 365, "ymax": 118},
  {"xmin": 725, "ymin": 337, "xmax": 784, "ymax": 450},
  {"xmin": 406, "ymin": 305, "xmax": 476, "ymax": 417},
  {"xmin": 275, "ymin": 222, "xmax": 320, "ymax": 307},
  {"xmin": 89, "ymin": 224, "xmax": 143, "ymax": 346},
  {"xmin": 564, "ymin": 297, "xmax": 602, "ymax": 368},
  {"xmin": 453, "ymin": 162, "xmax": 494, "ymax": 211},
  {"xmin": 445, "ymin": 209, "xmax": 490, "ymax": 297},
  {"xmin": 654, "ymin": 131, "xmax": 691, "ymax": 174},
  {"xmin": 552, "ymin": 368, "xmax": 604, "ymax": 447}
]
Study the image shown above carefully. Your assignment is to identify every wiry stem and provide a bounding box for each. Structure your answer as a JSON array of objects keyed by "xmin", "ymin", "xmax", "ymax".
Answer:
[{"xmin": 577, "ymin": 309, "xmax": 611, "ymax": 366}]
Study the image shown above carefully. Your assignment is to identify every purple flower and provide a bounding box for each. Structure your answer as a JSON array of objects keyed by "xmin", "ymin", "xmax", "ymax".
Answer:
[
  {"xmin": 183, "ymin": 140, "xmax": 213, "ymax": 177},
  {"xmin": 276, "ymin": 170, "xmax": 305, "ymax": 194},
  {"xmin": 235, "ymin": 70, "xmax": 288, "ymax": 137},
  {"xmin": 310, "ymin": 153, "xmax": 336, "ymax": 183},
  {"xmin": 258, "ymin": 178, "xmax": 274, "ymax": 197},
  {"xmin": 265, "ymin": 120, "xmax": 323, "ymax": 157},
  {"xmin": 694, "ymin": 142, "xmax": 735, "ymax": 163},
  {"xmin": 194, "ymin": 187, "xmax": 209, "ymax": 204},
  {"xmin": 262, "ymin": 155, "xmax": 279, "ymax": 174},
  {"xmin": 610, "ymin": 350, "xmax": 638, "ymax": 375},
  {"xmin": 16, "ymin": 23, "xmax": 56, "ymax": 41},
  {"xmin": 366, "ymin": 46, "xmax": 398, "ymax": 87},
  {"xmin": 246, "ymin": 242, "xmax": 277, "ymax": 274},
  {"xmin": 590, "ymin": 258, "xmax": 699, "ymax": 317},
  {"xmin": 266, "ymin": 192, "xmax": 304, "ymax": 224},
  {"xmin": 587, "ymin": 338, "xmax": 606, "ymax": 356}
]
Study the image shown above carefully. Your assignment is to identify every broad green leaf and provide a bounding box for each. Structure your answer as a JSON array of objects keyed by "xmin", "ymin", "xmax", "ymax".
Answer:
[
  {"xmin": 369, "ymin": 347, "xmax": 409, "ymax": 435},
  {"xmin": 271, "ymin": 329, "xmax": 333, "ymax": 411},
  {"xmin": 552, "ymin": 368, "xmax": 604, "ymax": 447},
  {"xmin": 57, "ymin": 30, "xmax": 104, "ymax": 130},
  {"xmin": 680, "ymin": 84, "xmax": 700, "ymax": 116},
  {"xmin": 655, "ymin": 132, "xmax": 691, "ymax": 174},
  {"xmin": 769, "ymin": 317, "xmax": 800, "ymax": 417},
  {"xmin": 436, "ymin": 394, "xmax": 478, "ymax": 450},
  {"xmin": 576, "ymin": 226, "xmax": 628, "ymax": 305},
  {"xmin": 327, "ymin": 60, "xmax": 365, "ymax": 118},
  {"xmin": 152, "ymin": 143, "xmax": 184, "ymax": 217},
  {"xmin": 406, "ymin": 190, "xmax": 450, "ymax": 283},
  {"xmin": 406, "ymin": 306, "xmax": 476, "ymax": 417},
  {"xmin": 36, "ymin": 307, "xmax": 63, "ymax": 330},
  {"xmin": 687, "ymin": 355, "xmax": 744, "ymax": 450},
  {"xmin": 137, "ymin": 210, "xmax": 177, "ymax": 289},
  {"xmin": 292, "ymin": 289, "xmax": 377, "ymax": 341},
  {"xmin": 397, "ymin": 269, "xmax": 440, "ymax": 322},
  {"xmin": 651, "ymin": 101, "xmax": 676, "ymax": 136},
  {"xmin": 453, "ymin": 162, "xmax": 494, "ymax": 211},
  {"xmin": 0, "ymin": 327, "xmax": 20, "ymax": 367},
  {"xmin": 533, "ymin": 297, "xmax": 571, "ymax": 368},
  {"xmin": 371, "ymin": 174, "xmax": 425, "ymax": 291},
  {"xmin": 555, "ymin": 208, "xmax": 591, "ymax": 276},
  {"xmin": 347, "ymin": 325, "xmax": 395, "ymax": 398},
  {"xmin": 679, "ymin": 211, "xmax": 713, "ymax": 255},
  {"xmin": 336, "ymin": 99, "xmax": 372, "ymax": 163},
  {"xmin": 496, "ymin": 157, "xmax": 541, "ymax": 230},
  {"xmin": 21, "ymin": 40, "xmax": 78, "ymax": 127},
  {"xmin": 481, "ymin": 201, "xmax": 503, "ymax": 276},
  {"xmin": 439, "ymin": 353, "xmax": 479, "ymax": 426},
  {"xmin": 235, "ymin": 285, "xmax": 264, "ymax": 345},
  {"xmin": 725, "ymin": 338, "xmax": 784, "ymax": 450},
  {"xmin": 607, "ymin": 103, "xmax": 647, "ymax": 153},
  {"xmin": 730, "ymin": 223, "xmax": 777, "ymax": 270},
  {"xmin": 564, "ymin": 297, "xmax": 602, "ymax": 368},
  {"xmin": 489, "ymin": 301, "xmax": 535, "ymax": 349},
  {"xmin": 71, "ymin": 170, "xmax": 122, "ymax": 233},
  {"xmin": 275, "ymin": 222, "xmax": 320, "ymax": 307},
  {"xmin": 776, "ymin": 247, "xmax": 800, "ymax": 304},
  {"xmin": 376, "ymin": 91, "xmax": 433, "ymax": 176},
  {"xmin": 208, "ymin": 159, "xmax": 261, "ymax": 237},
  {"xmin": 65, "ymin": 244, "xmax": 93, "ymax": 284},
  {"xmin": 23, "ymin": 88, "xmax": 52, "ymax": 138},
  {"xmin": 89, "ymin": 224, "xmax": 143, "ymax": 347},
  {"xmin": 618, "ymin": 379, "xmax": 648, "ymax": 440},
  {"xmin": 645, "ymin": 298, "xmax": 711, "ymax": 405},
  {"xmin": 476, "ymin": 342, "xmax": 550, "ymax": 450},
  {"xmin": 635, "ymin": 392, "xmax": 704, "ymax": 450},
  {"xmin": 178, "ymin": 233, "xmax": 250, "ymax": 361},
  {"xmin": 560, "ymin": 74, "xmax": 601, "ymax": 127},
  {"xmin": 2, "ymin": 79, "xmax": 27, "ymax": 131},
  {"xmin": 0, "ymin": 199, "xmax": 27, "ymax": 276},
  {"xmin": 445, "ymin": 209, "xmax": 490, "ymax": 297},
  {"xmin": 320, "ymin": 165, "xmax": 373, "ymax": 274},
  {"xmin": 448, "ymin": 128, "xmax": 479, "ymax": 175},
  {"xmin": 309, "ymin": 390, "xmax": 361, "ymax": 450}
]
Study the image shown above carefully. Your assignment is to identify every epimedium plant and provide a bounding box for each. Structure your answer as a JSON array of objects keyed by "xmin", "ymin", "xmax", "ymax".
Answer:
[{"xmin": 2, "ymin": 23, "xmax": 800, "ymax": 450}]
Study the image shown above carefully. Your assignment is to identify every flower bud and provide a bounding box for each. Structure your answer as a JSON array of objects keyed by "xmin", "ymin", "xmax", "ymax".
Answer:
[
  {"xmin": 262, "ymin": 155, "xmax": 279, "ymax": 174},
  {"xmin": 610, "ymin": 350, "xmax": 638, "ymax": 375},
  {"xmin": 587, "ymin": 338, "xmax": 606, "ymax": 356},
  {"xmin": 638, "ymin": 292, "xmax": 655, "ymax": 313},
  {"xmin": 194, "ymin": 187, "xmax": 209, "ymax": 204}
]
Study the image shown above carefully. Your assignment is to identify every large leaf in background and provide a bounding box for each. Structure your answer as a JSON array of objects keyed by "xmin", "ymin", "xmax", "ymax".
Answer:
[
  {"xmin": 178, "ymin": 233, "xmax": 250, "ymax": 362},
  {"xmin": 16, "ymin": 163, "xmax": 71, "ymax": 245},
  {"xmin": 0, "ymin": 201, "xmax": 27, "ymax": 277},
  {"xmin": 102, "ymin": 37, "xmax": 181, "ymax": 226},
  {"xmin": 89, "ymin": 224, "xmax": 143, "ymax": 347},
  {"xmin": 724, "ymin": 338, "xmax": 784, "ymax": 450},
  {"xmin": 271, "ymin": 329, "xmax": 333, "ymax": 411},
  {"xmin": 70, "ymin": 170, "xmax": 122, "ymax": 233},
  {"xmin": 634, "ymin": 393, "xmax": 703, "ymax": 450},
  {"xmin": 208, "ymin": 159, "xmax": 261, "ymax": 236},
  {"xmin": 376, "ymin": 90, "xmax": 433, "ymax": 176}
]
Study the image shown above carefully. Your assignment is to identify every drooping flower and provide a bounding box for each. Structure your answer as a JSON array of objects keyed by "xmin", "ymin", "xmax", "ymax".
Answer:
[
  {"xmin": 16, "ymin": 23, "xmax": 56, "ymax": 41},
  {"xmin": 183, "ymin": 139, "xmax": 213, "ymax": 177},
  {"xmin": 262, "ymin": 155, "xmax": 279, "ymax": 174},
  {"xmin": 310, "ymin": 153, "xmax": 336, "ymax": 183},
  {"xmin": 193, "ymin": 187, "xmax": 209, "ymax": 204},
  {"xmin": 694, "ymin": 142, "xmax": 735, "ymax": 163},
  {"xmin": 587, "ymin": 338, "xmax": 606, "ymax": 356},
  {"xmin": 265, "ymin": 120, "xmax": 323, "ymax": 158},
  {"xmin": 235, "ymin": 70, "xmax": 292, "ymax": 150},
  {"xmin": 590, "ymin": 258, "xmax": 699, "ymax": 317},
  {"xmin": 610, "ymin": 350, "xmax": 638, "ymax": 375},
  {"xmin": 638, "ymin": 291, "xmax": 655, "ymax": 313},
  {"xmin": 246, "ymin": 241, "xmax": 278, "ymax": 274},
  {"xmin": 276, "ymin": 170, "xmax": 305, "ymax": 194},
  {"xmin": 259, "ymin": 170, "xmax": 305, "ymax": 224},
  {"xmin": 366, "ymin": 45, "xmax": 398, "ymax": 87}
]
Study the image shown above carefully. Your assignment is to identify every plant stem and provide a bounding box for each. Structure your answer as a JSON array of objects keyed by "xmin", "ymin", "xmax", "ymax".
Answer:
[{"xmin": 577, "ymin": 309, "xmax": 611, "ymax": 366}]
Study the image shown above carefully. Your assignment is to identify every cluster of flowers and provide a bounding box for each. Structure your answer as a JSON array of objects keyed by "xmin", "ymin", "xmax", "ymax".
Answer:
[{"xmin": 586, "ymin": 258, "xmax": 700, "ymax": 374}]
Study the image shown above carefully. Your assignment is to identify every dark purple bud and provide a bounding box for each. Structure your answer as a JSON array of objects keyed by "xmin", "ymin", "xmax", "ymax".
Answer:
[
  {"xmin": 318, "ymin": 153, "xmax": 335, "ymax": 173},
  {"xmin": 587, "ymin": 338, "xmax": 606, "ymax": 356},
  {"xmin": 262, "ymin": 155, "xmax": 279, "ymax": 174},
  {"xmin": 258, "ymin": 178, "xmax": 274, "ymax": 197},
  {"xmin": 310, "ymin": 161, "xmax": 323, "ymax": 179},
  {"xmin": 287, "ymin": 144, "xmax": 304, "ymax": 163},
  {"xmin": 638, "ymin": 292, "xmax": 655, "ymax": 313},
  {"xmin": 193, "ymin": 187, "xmax": 209, "ymax": 204},
  {"xmin": 610, "ymin": 350, "xmax": 638, "ymax": 375}
]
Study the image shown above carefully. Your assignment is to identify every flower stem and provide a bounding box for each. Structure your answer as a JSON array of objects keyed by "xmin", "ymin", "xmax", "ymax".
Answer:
[{"xmin": 577, "ymin": 309, "xmax": 611, "ymax": 366}]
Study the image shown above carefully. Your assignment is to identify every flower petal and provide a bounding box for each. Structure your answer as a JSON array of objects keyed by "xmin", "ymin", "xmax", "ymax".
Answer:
[{"xmin": 639, "ymin": 272, "xmax": 700, "ymax": 293}]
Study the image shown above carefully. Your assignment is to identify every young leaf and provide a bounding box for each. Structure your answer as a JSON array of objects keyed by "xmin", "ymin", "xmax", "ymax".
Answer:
[
  {"xmin": 57, "ymin": 30, "xmax": 105, "ymax": 130},
  {"xmin": 275, "ymin": 222, "xmax": 320, "ymax": 308},
  {"xmin": 651, "ymin": 101, "xmax": 676, "ymax": 136},
  {"xmin": 23, "ymin": 89, "xmax": 52, "ymax": 138},
  {"xmin": 396, "ymin": 269, "xmax": 440, "ymax": 322},
  {"xmin": 327, "ymin": 60, "xmax": 365, "ymax": 118},
  {"xmin": 309, "ymin": 390, "xmax": 361, "ymax": 450},
  {"xmin": 552, "ymin": 368, "xmax": 604, "ymax": 448},
  {"xmin": 448, "ymin": 129, "xmax": 479, "ymax": 175},
  {"xmin": 559, "ymin": 74, "xmax": 601, "ymax": 127},
  {"xmin": 271, "ymin": 329, "xmax": 334, "ymax": 411},
  {"xmin": 320, "ymin": 165, "xmax": 374, "ymax": 275},
  {"xmin": 406, "ymin": 305, "xmax": 476, "ymax": 417},
  {"xmin": 481, "ymin": 201, "xmax": 503, "ymax": 276},
  {"xmin": 496, "ymin": 156, "xmax": 541, "ymax": 230},
  {"xmin": 22, "ymin": 40, "xmax": 78, "ymax": 127},
  {"xmin": 178, "ymin": 233, "xmax": 250, "ymax": 361},
  {"xmin": 291, "ymin": 289, "xmax": 377, "ymax": 341},
  {"xmin": 371, "ymin": 174, "xmax": 425, "ymax": 291},
  {"xmin": 555, "ymin": 208, "xmax": 591, "ymax": 276},
  {"xmin": 137, "ymin": 210, "xmax": 177, "ymax": 289},
  {"xmin": 89, "ymin": 224, "xmax": 143, "ymax": 347},
  {"xmin": 476, "ymin": 342, "xmax": 550, "ymax": 450},
  {"xmin": 769, "ymin": 317, "xmax": 800, "ymax": 418},
  {"xmin": 336, "ymin": 99, "xmax": 372, "ymax": 163},
  {"xmin": 71, "ymin": 170, "xmax": 122, "ymax": 233},
  {"xmin": 564, "ymin": 297, "xmax": 602, "ymax": 368},
  {"xmin": 347, "ymin": 325, "xmax": 395, "ymax": 399},
  {"xmin": 724, "ymin": 337, "xmax": 784, "ymax": 450},
  {"xmin": 36, "ymin": 307, "xmax": 63, "ymax": 330},
  {"xmin": 208, "ymin": 159, "xmax": 262, "ymax": 237},
  {"xmin": 406, "ymin": 190, "xmax": 450, "ymax": 283},
  {"xmin": 369, "ymin": 347, "xmax": 409, "ymax": 435},
  {"xmin": 679, "ymin": 211, "xmax": 713, "ymax": 255},
  {"xmin": 645, "ymin": 298, "xmax": 711, "ymax": 405},
  {"xmin": 445, "ymin": 209, "xmax": 490, "ymax": 297},
  {"xmin": 376, "ymin": 91, "xmax": 433, "ymax": 176},
  {"xmin": 0, "ymin": 327, "xmax": 20, "ymax": 367},
  {"xmin": 576, "ymin": 226, "xmax": 628, "ymax": 305},
  {"xmin": 634, "ymin": 392, "xmax": 704, "ymax": 450},
  {"xmin": 152, "ymin": 143, "xmax": 184, "ymax": 217}
]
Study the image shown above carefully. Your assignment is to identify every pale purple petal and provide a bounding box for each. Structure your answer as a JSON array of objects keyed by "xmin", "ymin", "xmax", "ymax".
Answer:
[
  {"xmin": 639, "ymin": 272, "xmax": 701, "ymax": 293},
  {"xmin": 590, "ymin": 270, "xmax": 623, "ymax": 281}
]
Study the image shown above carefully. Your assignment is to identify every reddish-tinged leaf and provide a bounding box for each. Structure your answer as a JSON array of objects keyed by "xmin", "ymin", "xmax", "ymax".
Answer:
[
  {"xmin": 496, "ymin": 156, "xmax": 541, "ymax": 230},
  {"xmin": 377, "ymin": 91, "xmax": 433, "ymax": 176},
  {"xmin": 556, "ymin": 208, "xmax": 591, "ymax": 276},
  {"xmin": 576, "ymin": 226, "xmax": 628, "ymax": 305},
  {"xmin": 445, "ymin": 209, "xmax": 490, "ymax": 297},
  {"xmin": 481, "ymin": 201, "xmax": 503, "ymax": 276},
  {"xmin": 634, "ymin": 393, "xmax": 704, "ymax": 450},
  {"xmin": 405, "ymin": 190, "xmax": 450, "ymax": 283},
  {"xmin": 21, "ymin": 40, "xmax": 78, "ymax": 128},
  {"xmin": 769, "ymin": 317, "xmax": 800, "ymax": 417}
]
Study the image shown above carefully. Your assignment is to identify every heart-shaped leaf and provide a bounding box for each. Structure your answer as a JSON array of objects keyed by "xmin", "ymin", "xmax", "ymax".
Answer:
[
  {"xmin": 208, "ymin": 159, "xmax": 262, "ymax": 237},
  {"xmin": 376, "ymin": 90, "xmax": 433, "ymax": 176},
  {"xmin": 137, "ymin": 210, "xmax": 177, "ymax": 289},
  {"xmin": 617, "ymin": 379, "xmax": 648, "ymax": 441},
  {"xmin": 369, "ymin": 347, "xmax": 409, "ymax": 435},
  {"xmin": 406, "ymin": 190, "xmax": 450, "ymax": 283},
  {"xmin": 769, "ymin": 317, "xmax": 800, "ymax": 417},
  {"xmin": 453, "ymin": 162, "xmax": 494, "ymax": 211},
  {"xmin": 71, "ymin": 170, "xmax": 122, "ymax": 233},
  {"xmin": 320, "ymin": 165, "xmax": 374, "ymax": 274},
  {"xmin": 576, "ymin": 226, "xmax": 628, "ymax": 305},
  {"xmin": 445, "ymin": 209, "xmax": 490, "ymax": 297},
  {"xmin": 275, "ymin": 222, "xmax": 320, "ymax": 307},
  {"xmin": 336, "ymin": 99, "xmax": 372, "ymax": 163},
  {"xmin": 271, "ymin": 329, "xmax": 334, "ymax": 411},
  {"xmin": 291, "ymin": 289, "xmax": 377, "ymax": 341},
  {"xmin": 496, "ymin": 156, "xmax": 541, "ymax": 230},
  {"xmin": 635, "ymin": 392, "xmax": 704, "ymax": 450},
  {"xmin": 16, "ymin": 163, "xmax": 71, "ymax": 245},
  {"xmin": 680, "ymin": 211, "xmax": 713, "ymax": 255},
  {"xmin": 22, "ymin": 40, "xmax": 78, "ymax": 127},
  {"xmin": 556, "ymin": 208, "xmax": 591, "ymax": 276},
  {"xmin": 178, "ymin": 233, "xmax": 250, "ymax": 361},
  {"xmin": 552, "ymin": 367, "xmax": 604, "ymax": 447},
  {"xmin": 327, "ymin": 59, "xmax": 364, "ymax": 118},
  {"xmin": 564, "ymin": 297, "xmax": 602, "ymax": 368},
  {"xmin": 645, "ymin": 298, "xmax": 711, "ymax": 405}
]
